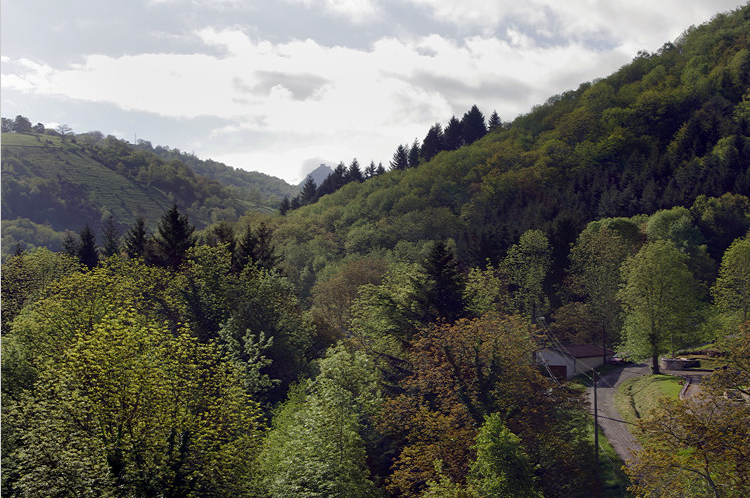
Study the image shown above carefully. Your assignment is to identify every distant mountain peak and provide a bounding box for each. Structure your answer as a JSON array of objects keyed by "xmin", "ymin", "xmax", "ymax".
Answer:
[{"xmin": 301, "ymin": 163, "xmax": 333, "ymax": 188}]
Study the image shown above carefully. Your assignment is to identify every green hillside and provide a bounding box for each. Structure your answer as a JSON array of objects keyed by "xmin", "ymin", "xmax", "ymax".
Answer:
[
  {"xmin": 273, "ymin": 5, "xmax": 750, "ymax": 297},
  {"xmin": 1, "ymin": 132, "xmax": 291, "ymax": 256}
]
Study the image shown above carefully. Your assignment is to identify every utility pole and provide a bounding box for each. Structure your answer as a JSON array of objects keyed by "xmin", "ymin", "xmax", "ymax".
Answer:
[{"xmin": 593, "ymin": 368, "xmax": 600, "ymax": 495}]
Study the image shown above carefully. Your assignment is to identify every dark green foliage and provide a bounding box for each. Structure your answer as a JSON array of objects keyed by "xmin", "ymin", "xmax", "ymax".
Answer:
[
  {"xmin": 234, "ymin": 222, "xmax": 280, "ymax": 272},
  {"xmin": 77, "ymin": 224, "xmax": 99, "ymax": 270},
  {"xmin": 487, "ymin": 110, "xmax": 502, "ymax": 131},
  {"xmin": 300, "ymin": 176, "xmax": 319, "ymax": 205},
  {"xmin": 444, "ymin": 115, "xmax": 464, "ymax": 150},
  {"xmin": 123, "ymin": 215, "xmax": 149, "ymax": 259},
  {"xmin": 461, "ymin": 105, "xmax": 487, "ymax": 145},
  {"xmin": 411, "ymin": 241, "xmax": 466, "ymax": 324},
  {"xmin": 100, "ymin": 216, "xmax": 121, "ymax": 257},
  {"xmin": 279, "ymin": 196, "xmax": 291, "ymax": 215},
  {"xmin": 154, "ymin": 205, "xmax": 196, "ymax": 270},
  {"xmin": 346, "ymin": 158, "xmax": 364, "ymax": 183},
  {"xmin": 421, "ymin": 123, "xmax": 445, "ymax": 162},
  {"xmin": 408, "ymin": 139, "xmax": 421, "ymax": 169},
  {"xmin": 390, "ymin": 144, "xmax": 409, "ymax": 170}
]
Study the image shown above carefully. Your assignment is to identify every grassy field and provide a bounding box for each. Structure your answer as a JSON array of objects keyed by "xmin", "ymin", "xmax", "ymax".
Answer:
[{"xmin": 613, "ymin": 374, "xmax": 683, "ymax": 427}]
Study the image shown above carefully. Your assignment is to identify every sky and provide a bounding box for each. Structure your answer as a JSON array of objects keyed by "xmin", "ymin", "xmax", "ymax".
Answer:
[{"xmin": 1, "ymin": 0, "xmax": 744, "ymax": 184}]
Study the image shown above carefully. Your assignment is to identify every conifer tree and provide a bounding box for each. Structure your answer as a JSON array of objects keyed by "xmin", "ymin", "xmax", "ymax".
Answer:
[
  {"xmin": 444, "ymin": 115, "xmax": 464, "ymax": 151},
  {"xmin": 364, "ymin": 161, "xmax": 377, "ymax": 179},
  {"xmin": 123, "ymin": 215, "xmax": 149, "ymax": 259},
  {"xmin": 488, "ymin": 110, "xmax": 501, "ymax": 131},
  {"xmin": 77, "ymin": 224, "xmax": 99, "ymax": 270},
  {"xmin": 411, "ymin": 240, "xmax": 466, "ymax": 323},
  {"xmin": 421, "ymin": 123, "xmax": 445, "ymax": 162},
  {"xmin": 408, "ymin": 138, "xmax": 421, "ymax": 169},
  {"xmin": 375, "ymin": 162, "xmax": 386, "ymax": 175},
  {"xmin": 279, "ymin": 196, "xmax": 291, "ymax": 215},
  {"xmin": 461, "ymin": 105, "xmax": 487, "ymax": 144},
  {"xmin": 390, "ymin": 144, "xmax": 409, "ymax": 170},
  {"xmin": 154, "ymin": 205, "xmax": 196, "ymax": 270},
  {"xmin": 100, "ymin": 216, "xmax": 121, "ymax": 258},
  {"xmin": 300, "ymin": 176, "xmax": 319, "ymax": 205},
  {"xmin": 346, "ymin": 158, "xmax": 364, "ymax": 183}
]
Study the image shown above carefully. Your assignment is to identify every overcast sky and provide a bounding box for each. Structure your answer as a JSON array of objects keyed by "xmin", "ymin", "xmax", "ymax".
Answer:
[{"xmin": 2, "ymin": 0, "xmax": 744, "ymax": 184}]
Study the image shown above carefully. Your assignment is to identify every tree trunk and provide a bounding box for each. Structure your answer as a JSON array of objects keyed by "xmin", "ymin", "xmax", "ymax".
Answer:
[{"xmin": 651, "ymin": 354, "xmax": 660, "ymax": 375}]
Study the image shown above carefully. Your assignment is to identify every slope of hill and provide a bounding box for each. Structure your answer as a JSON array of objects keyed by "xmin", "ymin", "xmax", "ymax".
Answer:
[
  {"xmin": 272, "ymin": 4, "xmax": 750, "ymax": 295},
  {"xmin": 137, "ymin": 141, "xmax": 300, "ymax": 207},
  {"xmin": 1, "ymin": 132, "xmax": 287, "ymax": 256}
]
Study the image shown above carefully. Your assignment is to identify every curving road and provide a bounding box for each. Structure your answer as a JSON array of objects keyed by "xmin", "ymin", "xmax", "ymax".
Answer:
[{"xmin": 586, "ymin": 363, "xmax": 650, "ymax": 463}]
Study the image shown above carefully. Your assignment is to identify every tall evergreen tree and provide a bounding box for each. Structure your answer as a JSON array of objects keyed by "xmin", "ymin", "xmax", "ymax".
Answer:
[
  {"xmin": 300, "ymin": 176, "xmax": 319, "ymax": 205},
  {"xmin": 100, "ymin": 216, "xmax": 121, "ymax": 258},
  {"xmin": 411, "ymin": 241, "xmax": 466, "ymax": 324},
  {"xmin": 154, "ymin": 205, "xmax": 196, "ymax": 270},
  {"xmin": 390, "ymin": 144, "xmax": 409, "ymax": 171},
  {"xmin": 375, "ymin": 162, "xmax": 386, "ymax": 176},
  {"xmin": 123, "ymin": 215, "xmax": 149, "ymax": 259},
  {"xmin": 77, "ymin": 224, "xmax": 99, "ymax": 270},
  {"xmin": 364, "ymin": 161, "xmax": 377, "ymax": 179},
  {"xmin": 62, "ymin": 231, "xmax": 79, "ymax": 258},
  {"xmin": 488, "ymin": 110, "xmax": 501, "ymax": 131},
  {"xmin": 279, "ymin": 196, "xmax": 291, "ymax": 215},
  {"xmin": 444, "ymin": 116, "xmax": 464, "ymax": 151},
  {"xmin": 408, "ymin": 138, "xmax": 421, "ymax": 169},
  {"xmin": 461, "ymin": 104, "xmax": 487, "ymax": 144},
  {"xmin": 346, "ymin": 158, "xmax": 364, "ymax": 183},
  {"xmin": 421, "ymin": 123, "xmax": 445, "ymax": 162}
]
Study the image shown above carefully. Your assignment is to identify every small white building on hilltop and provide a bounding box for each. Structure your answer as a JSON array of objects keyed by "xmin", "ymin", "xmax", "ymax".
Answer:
[{"xmin": 536, "ymin": 344, "xmax": 614, "ymax": 379}]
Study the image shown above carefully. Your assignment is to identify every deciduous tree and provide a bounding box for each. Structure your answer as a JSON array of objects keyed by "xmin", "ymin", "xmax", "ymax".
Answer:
[{"xmin": 618, "ymin": 240, "xmax": 701, "ymax": 373}]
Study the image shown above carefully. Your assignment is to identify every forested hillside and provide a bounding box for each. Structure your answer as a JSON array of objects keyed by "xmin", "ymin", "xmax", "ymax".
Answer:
[
  {"xmin": 3, "ymin": 5, "xmax": 750, "ymax": 498},
  {"xmin": 1, "ymin": 129, "xmax": 295, "ymax": 258}
]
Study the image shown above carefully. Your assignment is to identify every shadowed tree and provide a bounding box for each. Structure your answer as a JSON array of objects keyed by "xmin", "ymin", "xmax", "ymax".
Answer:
[
  {"xmin": 77, "ymin": 224, "xmax": 99, "ymax": 270},
  {"xmin": 408, "ymin": 138, "xmax": 421, "ymax": 169},
  {"xmin": 300, "ymin": 176, "xmax": 319, "ymax": 205},
  {"xmin": 123, "ymin": 215, "xmax": 149, "ymax": 260},
  {"xmin": 421, "ymin": 123, "xmax": 445, "ymax": 162},
  {"xmin": 346, "ymin": 158, "xmax": 364, "ymax": 183},
  {"xmin": 411, "ymin": 241, "xmax": 466, "ymax": 324},
  {"xmin": 488, "ymin": 110, "xmax": 501, "ymax": 131},
  {"xmin": 461, "ymin": 105, "xmax": 487, "ymax": 145},
  {"xmin": 390, "ymin": 144, "xmax": 409, "ymax": 171},
  {"xmin": 100, "ymin": 216, "xmax": 121, "ymax": 258},
  {"xmin": 444, "ymin": 116, "xmax": 464, "ymax": 151},
  {"xmin": 154, "ymin": 205, "xmax": 196, "ymax": 271}
]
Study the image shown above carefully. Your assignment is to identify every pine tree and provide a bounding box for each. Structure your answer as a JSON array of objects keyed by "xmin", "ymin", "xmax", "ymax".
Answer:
[
  {"xmin": 123, "ymin": 215, "xmax": 149, "ymax": 259},
  {"xmin": 100, "ymin": 216, "xmax": 121, "ymax": 258},
  {"xmin": 444, "ymin": 116, "xmax": 464, "ymax": 151},
  {"xmin": 461, "ymin": 104, "xmax": 487, "ymax": 144},
  {"xmin": 408, "ymin": 139, "xmax": 421, "ymax": 169},
  {"xmin": 488, "ymin": 110, "xmax": 501, "ymax": 131},
  {"xmin": 346, "ymin": 158, "xmax": 364, "ymax": 183},
  {"xmin": 77, "ymin": 224, "xmax": 99, "ymax": 270},
  {"xmin": 300, "ymin": 177, "xmax": 319, "ymax": 205},
  {"xmin": 421, "ymin": 123, "xmax": 445, "ymax": 162},
  {"xmin": 364, "ymin": 161, "xmax": 377, "ymax": 179},
  {"xmin": 375, "ymin": 162, "xmax": 386, "ymax": 176},
  {"xmin": 390, "ymin": 144, "xmax": 409, "ymax": 170},
  {"xmin": 62, "ymin": 231, "xmax": 79, "ymax": 257},
  {"xmin": 411, "ymin": 241, "xmax": 466, "ymax": 323},
  {"xmin": 154, "ymin": 205, "xmax": 196, "ymax": 270},
  {"xmin": 279, "ymin": 197, "xmax": 291, "ymax": 215}
]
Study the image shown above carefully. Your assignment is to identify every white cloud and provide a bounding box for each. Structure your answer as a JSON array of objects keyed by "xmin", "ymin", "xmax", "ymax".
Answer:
[{"xmin": 284, "ymin": 0, "xmax": 380, "ymax": 23}]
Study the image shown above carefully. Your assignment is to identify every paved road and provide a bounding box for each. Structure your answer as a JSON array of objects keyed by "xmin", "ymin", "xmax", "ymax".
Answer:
[
  {"xmin": 586, "ymin": 363, "xmax": 650, "ymax": 463},
  {"xmin": 586, "ymin": 364, "xmax": 713, "ymax": 464}
]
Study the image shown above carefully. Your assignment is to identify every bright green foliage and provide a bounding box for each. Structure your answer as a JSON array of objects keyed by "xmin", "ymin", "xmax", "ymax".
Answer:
[
  {"xmin": 257, "ymin": 345, "xmax": 382, "ymax": 497},
  {"xmin": 501, "ymin": 229, "xmax": 551, "ymax": 322},
  {"xmin": 469, "ymin": 413, "xmax": 540, "ymax": 498},
  {"xmin": 6, "ymin": 311, "xmax": 263, "ymax": 497},
  {"xmin": 619, "ymin": 240, "xmax": 701, "ymax": 373},
  {"xmin": 565, "ymin": 225, "xmax": 632, "ymax": 347},
  {"xmin": 712, "ymin": 237, "xmax": 750, "ymax": 324},
  {"xmin": 0, "ymin": 248, "xmax": 79, "ymax": 335}
]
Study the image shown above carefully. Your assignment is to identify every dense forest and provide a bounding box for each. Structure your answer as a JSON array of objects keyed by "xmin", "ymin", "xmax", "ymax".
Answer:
[{"xmin": 3, "ymin": 5, "xmax": 750, "ymax": 497}]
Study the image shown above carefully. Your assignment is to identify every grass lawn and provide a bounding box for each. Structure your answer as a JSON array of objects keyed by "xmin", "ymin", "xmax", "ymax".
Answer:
[{"xmin": 613, "ymin": 374, "xmax": 683, "ymax": 427}]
